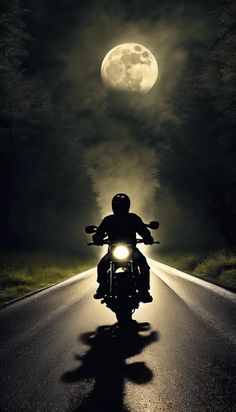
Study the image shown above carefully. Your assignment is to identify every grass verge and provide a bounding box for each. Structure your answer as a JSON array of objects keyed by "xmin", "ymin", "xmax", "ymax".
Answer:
[
  {"xmin": 0, "ymin": 250, "xmax": 95, "ymax": 305},
  {"xmin": 156, "ymin": 249, "xmax": 236, "ymax": 292}
]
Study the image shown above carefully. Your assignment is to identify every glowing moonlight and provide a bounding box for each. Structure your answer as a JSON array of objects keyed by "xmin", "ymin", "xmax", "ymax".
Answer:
[{"xmin": 101, "ymin": 43, "xmax": 158, "ymax": 94}]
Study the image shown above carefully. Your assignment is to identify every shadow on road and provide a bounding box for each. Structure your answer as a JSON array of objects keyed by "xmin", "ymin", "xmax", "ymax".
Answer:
[{"xmin": 61, "ymin": 321, "xmax": 158, "ymax": 412}]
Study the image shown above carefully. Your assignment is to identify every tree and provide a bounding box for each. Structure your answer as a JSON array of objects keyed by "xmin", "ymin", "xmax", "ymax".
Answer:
[
  {"xmin": 0, "ymin": 0, "xmax": 96, "ymax": 251},
  {"xmin": 158, "ymin": 0, "xmax": 236, "ymax": 249}
]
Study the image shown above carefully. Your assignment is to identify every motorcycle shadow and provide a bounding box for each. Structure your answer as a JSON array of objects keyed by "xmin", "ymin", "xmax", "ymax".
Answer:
[{"xmin": 61, "ymin": 322, "xmax": 158, "ymax": 412}]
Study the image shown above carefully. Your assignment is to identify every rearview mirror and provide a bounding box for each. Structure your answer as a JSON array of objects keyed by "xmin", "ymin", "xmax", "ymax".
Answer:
[
  {"xmin": 85, "ymin": 225, "xmax": 97, "ymax": 234},
  {"xmin": 148, "ymin": 221, "xmax": 159, "ymax": 230}
]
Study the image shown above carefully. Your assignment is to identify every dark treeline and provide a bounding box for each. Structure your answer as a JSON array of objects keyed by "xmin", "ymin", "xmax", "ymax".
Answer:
[
  {"xmin": 0, "ymin": 0, "xmax": 235, "ymax": 253},
  {"xmin": 157, "ymin": 0, "xmax": 236, "ymax": 250},
  {"xmin": 0, "ymin": 0, "xmax": 96, "ymax": 252}
]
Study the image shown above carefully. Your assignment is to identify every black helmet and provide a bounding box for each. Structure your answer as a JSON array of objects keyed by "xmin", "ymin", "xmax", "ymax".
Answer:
[{"xmin": 112, "ymin": 193, "xmax": 130, "ymax": 215}]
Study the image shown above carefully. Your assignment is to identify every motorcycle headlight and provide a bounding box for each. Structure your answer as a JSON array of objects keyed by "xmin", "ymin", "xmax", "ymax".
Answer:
[{"xmin": 112, "ymin": 245, "xmax": 130, "ymax": 260}]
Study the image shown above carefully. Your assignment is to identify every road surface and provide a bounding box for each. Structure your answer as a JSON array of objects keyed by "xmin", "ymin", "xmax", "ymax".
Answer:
[{"xmin": 0, "ymin": 260, "xmax": 235, "ymax": 411}]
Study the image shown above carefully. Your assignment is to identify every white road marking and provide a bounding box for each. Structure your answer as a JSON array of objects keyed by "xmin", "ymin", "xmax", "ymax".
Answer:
[
  {"xmin": 1, "ymin": 268, "xmax": 95, "ymax": 313},
  {"xmin": 149, "ymin": 259, "xmax": 236, "ymax": 300},
  {"xmin": 149, "ymin": 259, "xmax": 236, "ymax": 345}
]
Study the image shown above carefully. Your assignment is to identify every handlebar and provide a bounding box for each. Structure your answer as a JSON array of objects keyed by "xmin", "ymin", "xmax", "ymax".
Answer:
[
  {"xmin": 87, "ymin": 241, "xmax": 109, "ymax": 246},
  {"xmin": 87, "ymin": 239, "xmax": 160, "ymax": 246},
  {"xmin": 136, "ymin": 239, "xmax": 160, "ymax": 244}
]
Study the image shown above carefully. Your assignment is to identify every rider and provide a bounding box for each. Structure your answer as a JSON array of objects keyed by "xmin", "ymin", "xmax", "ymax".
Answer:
[{"xmin": 92, "ymin": 193, "xmax": 154, "ymax": 303}]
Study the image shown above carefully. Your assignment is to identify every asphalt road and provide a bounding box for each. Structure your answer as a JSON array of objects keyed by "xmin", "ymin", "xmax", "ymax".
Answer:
[{"xmin": 0, "ymin": 260, "xmax": 235, "ymax": 412}]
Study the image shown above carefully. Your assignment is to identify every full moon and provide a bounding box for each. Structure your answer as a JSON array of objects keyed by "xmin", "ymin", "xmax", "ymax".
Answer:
[{"xmin": 101, "ymin": 43, "xmax": 158, "ymax": 94}]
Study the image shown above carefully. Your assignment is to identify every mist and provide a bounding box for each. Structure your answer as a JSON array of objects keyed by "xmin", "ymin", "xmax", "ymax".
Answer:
[
  {"xmin": 2, "ymin": 0, "xmax": 231, "ymax": 253},
  {"xmin": 83, "ymin": 137, "xmax": 159, "ymax": 220},
  {"xmin": 50, "ymin": 0, "xmax": 216, "ymax": 250}
]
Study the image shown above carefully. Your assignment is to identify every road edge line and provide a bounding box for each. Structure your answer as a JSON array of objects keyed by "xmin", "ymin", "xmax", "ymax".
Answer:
[
  {"xmin": 149, "ymin": 259, "xmax": 236, "ymax": 299},
  {"xmin": 0, "ymin": 267, "xmax": 95, "ymax": 311}
]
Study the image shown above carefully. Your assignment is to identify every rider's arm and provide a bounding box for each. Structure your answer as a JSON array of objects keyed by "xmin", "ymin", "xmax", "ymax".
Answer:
[
  {"xmin": 92, "ymin": 218, "xmax": 108, "ymax": 244},
  {"xmin": 136, "ymin": 216, "xmax": 154, "ymax": 244}
]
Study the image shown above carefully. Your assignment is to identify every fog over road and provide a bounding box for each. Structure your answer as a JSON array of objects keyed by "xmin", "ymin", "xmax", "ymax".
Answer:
[{"xmin": 0, "ymin": 261, "xmax": 235, "ymax": 411}]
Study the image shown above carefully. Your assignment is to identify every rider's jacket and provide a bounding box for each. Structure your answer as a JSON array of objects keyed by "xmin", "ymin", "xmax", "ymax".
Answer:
[{"xmin": 94, "ymin": 213, "xmax": 152, "ymax": 245}]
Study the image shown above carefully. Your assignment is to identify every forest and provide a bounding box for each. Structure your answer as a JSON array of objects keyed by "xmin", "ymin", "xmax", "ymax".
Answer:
[{"xmin": 0, "ymin": 0, "xmax": 235, "ymax": 257}]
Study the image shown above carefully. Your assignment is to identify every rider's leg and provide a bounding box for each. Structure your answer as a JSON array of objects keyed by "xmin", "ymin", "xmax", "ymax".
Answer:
[
  {"xmin": 94, "ymin": 253, "xmax": 110, "ymax": 298},
  {"xmin": 134, "ymin": 248, "xmax": 153, "ymax": 302}
]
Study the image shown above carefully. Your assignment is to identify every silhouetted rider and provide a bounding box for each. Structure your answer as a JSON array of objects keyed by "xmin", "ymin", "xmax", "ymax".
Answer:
[{"xmin": 93, "ymin": 193, "xmax": 153, "ymax": 303}]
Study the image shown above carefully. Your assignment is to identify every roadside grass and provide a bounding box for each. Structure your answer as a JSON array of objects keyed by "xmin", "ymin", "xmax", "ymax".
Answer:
[
  {"xmin": 157, "ymin": 249, "xmax": 236, "ymax": 291},
  {"xmin": 1, "ymin": 248, "xmax": 235, "ymax": 305},
  {"xmin": 0, "ymin": 251, "xmax": 95, "ymax": 305}
]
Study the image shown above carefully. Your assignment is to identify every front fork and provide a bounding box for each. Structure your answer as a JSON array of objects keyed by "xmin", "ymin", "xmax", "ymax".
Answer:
[
  {"xmin": 109, "ymin": 262, "xmax": 114, "ymax": 296},
  {"xmin": 109, "ymin": 261, "xmax": 134, "ymax": 297}
]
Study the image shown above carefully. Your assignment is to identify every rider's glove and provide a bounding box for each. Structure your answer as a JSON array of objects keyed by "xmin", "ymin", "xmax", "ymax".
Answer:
[
  {"xmin": 144, "ymin": 235, "xmax": 154, "ymax": 245},
  {"xmin": 92, "ymin": 234, "xmax": 103, "ymax": 245}
]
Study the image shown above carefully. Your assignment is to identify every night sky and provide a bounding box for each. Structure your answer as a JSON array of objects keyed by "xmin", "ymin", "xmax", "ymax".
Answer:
[{"xmin": 1, "ymin": 0, "xmax": 235, "ymax": 251}]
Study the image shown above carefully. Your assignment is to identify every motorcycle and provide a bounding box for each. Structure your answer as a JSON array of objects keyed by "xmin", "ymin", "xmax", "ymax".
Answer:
[{"xmin": 85, "ymin": 221, "xmax": 159, "ymax": 324}]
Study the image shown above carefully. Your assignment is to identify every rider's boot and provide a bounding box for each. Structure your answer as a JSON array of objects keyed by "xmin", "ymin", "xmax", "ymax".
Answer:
[
  {"xmin": 94, "ymin": 284, "xmax": 106, "ymax": 299},
  {"xmin": 139, "ymin": 290, "xmax": 153, "ymax": 303}
]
